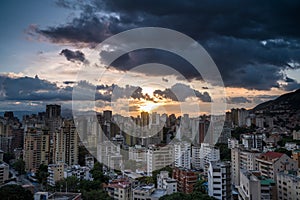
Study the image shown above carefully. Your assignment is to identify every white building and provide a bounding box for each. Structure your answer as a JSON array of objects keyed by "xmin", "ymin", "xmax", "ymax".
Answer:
[
  {"xmin": 191, "ymin": 146, "xmax": 201, "ymax": 170},
  {"xmin": 228, "ymin": 138, "xmax": 239, "ymax": 149},
  {"xmin": 200, "ymin": 143, "xmax": 220, "ymax": 172},
  {"xmin": 174, "ymin": 142, "xmax": 191, "ymax": 169},
  {"xmin": 238, "ymin": 170, "xmax": 277, "ymax": 200},
  {"xmin": 47, "ymin": 162, "xmax": 65, "ymax": 187},
  {"xmin": 147, "ymin": 145, "xmax": 174, "ymax": 176},
  {"xmin": 241, "ymin": 133, "xmax": 263, "ymax": 151},
  {"xmin": 231, "ymin": 148, "xmax": 261, "ymax": 186},
  {"xmin": 133, "ymin": 184, "xmax": 167, "ymax": 200},
  {"xmin": 208, "ymin": 161, "xmax": 231, "ymax": 200},
  {"xmin": 277, "ymin": 171, "xmax": 300, "ymax": 200},
  {"xmin": 157, "ymin": 171, "xmax": 177, "ymax": 195}
]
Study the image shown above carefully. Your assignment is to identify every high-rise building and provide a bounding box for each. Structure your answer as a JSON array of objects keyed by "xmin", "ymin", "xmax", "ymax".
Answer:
[
  {"xmin": 277, "ymin": 171, "xmax": 300, "ymax": 200},
  {"xmin": 45, "ymin": 104, "xmax": 62, "ymax": 134},
  {"xmin": 53, "ymin": 120, "xmax": 78, "ymax": 166},
  {"xmin": 191, "ymin": 145, "xmax": 201, "ymax": 170},
  {"xmin": 0, "ymin": 150, "xmax": 9, "ymax": 184},
  {"xmin": 47, "ymin": 162, "xmax": 65, "ymax": 186},
  {"xmin": 238, "ymin": 170, "xmax": 277, "ymax": 200},
  {"xmin": 174, "ymin": 142, "xmax": 191, "ymax": 169},
  {"xmin": 231, "ymin": 147, "xmax": 261, "ymax": 186},
  {"xmin": 241, "ymin": 133, "xmax": 263, "ymax": 151},
  {"xmin": 199, "ymin": 143, "xmax": 220, "ymax": 172},
  {"xmin": 255, "ymin": 151, "xmax": 297, "ymax": 180},
  {"xmin": 172, "ymin": 168, "xmax": 197, "ymax": 194},
  {"xmin": 208, "ymin": 161, "xmax": 231, "ymax": 200},
  {"xmin": 231, "ymin": 108, "xmax": 249, "ymax": 127},
  {"xmin": 103, "ymin": 110, "xmax": 112, "ymax": 122},
  {"xmin": 24, "ymin": 128, "xmax": 50, "ymax": 171},
  {"xmin": 147, "ymin": 145, "xmax": 174, "ymax": 176}
]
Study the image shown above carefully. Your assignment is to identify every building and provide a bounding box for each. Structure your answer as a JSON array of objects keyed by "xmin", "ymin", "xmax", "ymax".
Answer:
[
  {"xmin": 293, "ymin": 130, "xmax": 300, "ymax": 140},
  {"xmin": 172, "ymin": 168, "xmax": 197, "ymax": 194},
  {"xmin": 238, "ymin": 170, "xmax": 277, "ymax": 200},
  {"xmin": 277, "ymin": 171, "xmax": 300, "ymax": 200},
  {"xmin": 217, "ymin": 125, "xmax": 231, "ymax": 144},
  {"xmin": 208, "ymin": 161, "xmax": 231, "ymax": 200},
  {"xmin": 256, "ymin": 151, "xmax": 297, "ymax": 180},
  {"xmin": 231, "ymin": 148, "xmax": 261, "ymax": 186},
  {"xmin": 47, "ymin": 162, "xmax": 65, "ymax": 187},
  {"xmin": 191, "ymin": 145, "xmax": 201, "ymax": 170},
  {"xmin": 231, "ymin": 108, "xmax": 249, "ymax": 127},
  {"xmin": 200, "ymin": 143, "xmax": 220, "ymax": 171},
  {"xmin": 48, "ymin": 192, "xmax": 82, "ymax": 200},
  {"xmin": 54, "ymin": 120, "xmax": 78, "ymax": 166},
  {"xmin": 292, "ymin": 149, "xmax": 300, "ymax": 168},
  {"xmin": 174, "ymin": 142, "xmax": 191, "ymax": 169},
  {"xmin": 147, "ymin": 145, "xmax": 174, "ymax": 176},
  {"xmin": 228, "ymin": 138, "xmax": 239, "ymax": 149},
  {"xmin": 128, "ymin": 145, "xmax": 147, "ymax": 163},
  {"xmin": 132, "ymin": 184, "xmax": 167, "ymax": 200},
  {"xmin": 0, "ymin": 150, "xmax": 9, "ymax": 184},
  {"xmin": 157, "ymin": 171, "xmax": 177, "ymax": 195},
  {"xmin": 104, "ymin": 179, "xmax": 131, "ymax": 200},
  {"xmin": 24, "ymin": 128, "xmax": 50, "ymax": 171},
  {"xmin": 241, "ymin": 133, "xmax": 263, "ymax": 151},
  {"xmin": 97, "ymin": 141, "xmax": 123, "ymax": 171}
]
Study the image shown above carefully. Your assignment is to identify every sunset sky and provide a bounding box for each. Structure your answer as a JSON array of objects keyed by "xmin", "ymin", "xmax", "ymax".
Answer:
[{"xmin": 1, "ymin": 0, "xmax": 300, "ymax": 117}]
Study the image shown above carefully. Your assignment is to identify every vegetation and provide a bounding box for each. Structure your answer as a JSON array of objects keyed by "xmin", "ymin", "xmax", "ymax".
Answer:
[
  {"xmin": 0, "ymin": 184, "xmax": 33, "ymax": 200},
  {"xmin": 277, "ymin": 135, "xmax": 300, "ymax": 147},
  {"xmin": 78, "ymin": 146, "xmax": 90, "ymax": 166},
  {"xmin": 13, "ymin": 159, "xmax": 26, "ymax": 175},
  {"xmin": 274, "ymin": 148, "xmax": 292, "ymax": 157},
  {"xmin": 36, "ymin": 164, "xmax": 49, "ymax": 187},
  {"xmin": 215, "ymin": 143, "xmax": 231, "ymax": 161},
  {"xmin": 231, "ymin": 126, "xmax": 256, "ymax": 140},
  {"xmin": 159, "ymin": 192, "xmax": 214, "ymax": 200}
]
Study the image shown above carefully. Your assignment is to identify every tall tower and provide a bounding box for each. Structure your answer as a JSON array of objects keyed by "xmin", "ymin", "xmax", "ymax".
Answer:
[{"xmin": 53, "ymin": 120, "xmax": 78, "ymax": 166}]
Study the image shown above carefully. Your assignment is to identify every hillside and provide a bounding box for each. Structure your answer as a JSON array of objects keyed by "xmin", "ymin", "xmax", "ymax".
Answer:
[{"xmin": 253, "ymin": 89, "xmax": 300, "ymax": 113}]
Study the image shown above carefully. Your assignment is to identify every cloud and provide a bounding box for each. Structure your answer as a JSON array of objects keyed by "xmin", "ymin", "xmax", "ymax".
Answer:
[
  {"xmin": 30, "ymin": 0, "xmax": 300, "ymax": 91},
  {"xmin": 153, "ymin": 83, "xmax": 211, "ymax": 102},
  {"xmin": 227, "ymin": 97, "xmax": 252, "ymax": 104},
  {"xmin": 60, "ymin": 49, "xmax": 88, "ymax": 63}
]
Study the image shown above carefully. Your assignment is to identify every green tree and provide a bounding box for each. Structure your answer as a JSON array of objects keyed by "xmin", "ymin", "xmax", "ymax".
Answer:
[
  {"xmin": 82, "ymin": 189, "xmax": 112, "ymax": 200},
  {"xmin": 13, "ymin": 159, "xmax": 25, "ymax": 175},
  {"xmin": 90, "ymin": 162, "xmax": 109, "ymax": 183},
  {"xmin": 55, "ymin": 176, "xmax": 80, "ymax": 192},
  {"xmin": 36, "ymin": 164, "xmax": 49, "ymax": 187},
  {"xmin": 193, "ymin": 179, "xmax": 207, "ymax": 194},
  {"xmin": 215, "ymin": 143, "xmax": 231, "ymax": 161},
  {"xmin": 159, "ymin": 192, "xmax": 189, "ymax": 200},
  {"xmin": 78, "ymin": 146, "xmax": 89, "ymax": 166},
  {"xmin": 0, "ymin": 184, "xmax": 33, "ymax": 200},
  {"xmin": 274, "ymin": 148, "xmax": 292, "ymax": 157}
]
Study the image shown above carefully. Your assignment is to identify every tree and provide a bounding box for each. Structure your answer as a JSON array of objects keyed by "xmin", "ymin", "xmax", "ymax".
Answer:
[
  {"xmin": 55, "ymin": 176, "xmax": 80, "ymax": 192},
  {"xmin": 78, "ymin": 146, "xmax": 89, "ymax": 166},
  {"xmin": 193, "ymin": 179, "xmax": 207, "ymax": 194},
  {"xmin": 13, "ymin": 159, "xmax": 25, "ymax": 175},
  {"xmin": 275, "ymin": 148, "xmax": 292, "ymax": 157},
  {"xmin": 0, "ymin": 184, "xmax": 33, "ymax": 200},
  {"xmin": 36, "ymin": 164, "xmax": 49, "ymax": 186},
  {"xmin": 159, "ymin": 192, "xmax": 189, "ymax": 200},
  {"xmin": 215, "ymin": 143, "xmax": 231, "ymax": 161},
  {"xmin": 90, "ymin": 162, "xmax": 109, "ymax": 183},
  {"xmin": 82, "ymin": 189, "xmax": 112, "ymax": 200}
]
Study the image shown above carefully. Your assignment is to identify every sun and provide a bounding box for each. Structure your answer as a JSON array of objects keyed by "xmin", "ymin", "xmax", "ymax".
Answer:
[{"xmin": 139, "ymin": 102, "xmax": 159, "ymax": 113}]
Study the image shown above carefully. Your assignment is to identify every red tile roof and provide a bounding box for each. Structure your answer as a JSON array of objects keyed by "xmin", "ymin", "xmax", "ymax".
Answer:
[{"xmin": 260, "ymin": 151, "xmax": 284, "ymax": 160}]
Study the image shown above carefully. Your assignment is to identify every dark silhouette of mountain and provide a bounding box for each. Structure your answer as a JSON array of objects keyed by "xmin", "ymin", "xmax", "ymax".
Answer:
[{"xmin": 253, "ymin": 89, "xmax": 300, "ymax": 113}]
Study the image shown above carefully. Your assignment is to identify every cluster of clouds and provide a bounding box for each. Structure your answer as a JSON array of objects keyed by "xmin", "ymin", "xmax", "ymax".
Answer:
[
  {"xmin": 0, "ymin": 75, "xmax": 212, "ymax": 104},
  {"xmin": 29, "ymin": 0, "xmax": 300, "ymax": 91}
]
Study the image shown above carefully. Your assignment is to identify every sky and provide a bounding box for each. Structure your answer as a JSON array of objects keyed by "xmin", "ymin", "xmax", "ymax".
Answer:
[{"xmin": 1, "ymin": 0, "xmax": 300, "ymax": 117}]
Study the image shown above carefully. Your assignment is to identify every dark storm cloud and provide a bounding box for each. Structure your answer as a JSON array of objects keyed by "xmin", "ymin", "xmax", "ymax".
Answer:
[
  {"xmin": 227, "ymin": 97, "xmax": 252, "ymax": 104},
  {"xmin": 0, "ymin": 75, "xmax": 154, "ymax": 102},
  {"xmin": 153, "ymin": 83, "xmax": 211, "ymax": 102},
  {"xmin": 60, "ymin": 49, "xmax": 88, "ymax": 63},
  {"xmin": 0, "ymin": 75, "xmax": 72, "ymax": 101},
  {"xmin": 32, "ymin": 0, "xmax": 300, "ymax": 90}
]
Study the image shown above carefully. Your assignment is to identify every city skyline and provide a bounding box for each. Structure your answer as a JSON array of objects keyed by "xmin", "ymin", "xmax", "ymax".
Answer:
[{"xmin": 1, "ymin": 0, "xmax": 300, "ymax": 117}]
